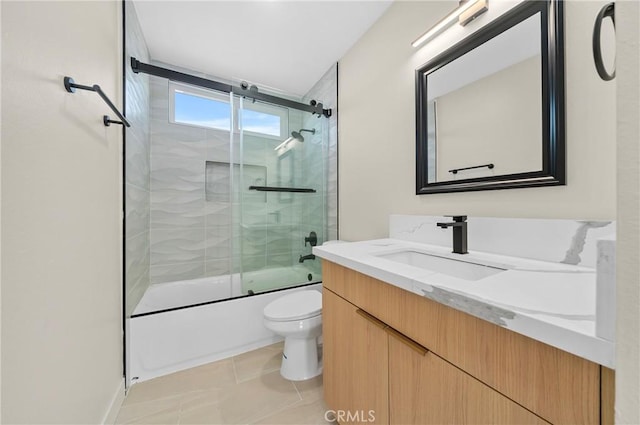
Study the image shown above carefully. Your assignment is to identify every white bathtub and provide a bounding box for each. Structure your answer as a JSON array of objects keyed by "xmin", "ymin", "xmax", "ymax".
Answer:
[
  {"xmin": 133, "ymin": 274, "xmax": 243, "ymax": 315},
  {"xmin": 127, "ymin": 267, "xmax": 322, "ymax": 384},
  {"xmin": 133, "ymin": 265, "xmax": 319, "ymax": 315}
]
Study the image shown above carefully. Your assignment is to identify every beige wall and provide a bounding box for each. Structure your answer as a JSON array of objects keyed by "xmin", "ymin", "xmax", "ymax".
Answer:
[
  {"xmin": 1, "ymin": 1, "xmax": 124, "ymax": 423},
  {"xmin": 616, "ymin": 2, "xmax": 640, "ymax": 423},
  {"xmin": 338, "ymin": 0, "xmax": 617, "ymax": 241}
]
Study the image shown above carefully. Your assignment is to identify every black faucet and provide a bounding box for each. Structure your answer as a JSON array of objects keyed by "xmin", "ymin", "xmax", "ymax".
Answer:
[
  {"xmin": 299, "ymin": 254, "xmax": 316, "ymax": 263},
  {"xmin": 436, "ymin": 215, "xmax": 468, "ymax": 254}
]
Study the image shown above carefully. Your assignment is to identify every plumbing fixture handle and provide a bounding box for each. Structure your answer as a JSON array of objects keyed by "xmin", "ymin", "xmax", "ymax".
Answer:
[
  {"xmin": 444, "ymin": 215, "xmax": 467, "ymax": 222},
  {"xmin": 305, "ymin": 231, "xmax": 318, "ymax": 247}
]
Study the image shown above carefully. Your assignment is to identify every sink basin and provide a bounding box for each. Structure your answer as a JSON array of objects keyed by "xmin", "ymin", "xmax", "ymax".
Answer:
[{"xmin": 376, "ymin": 250, "xmax": 506, "ymax": 281}]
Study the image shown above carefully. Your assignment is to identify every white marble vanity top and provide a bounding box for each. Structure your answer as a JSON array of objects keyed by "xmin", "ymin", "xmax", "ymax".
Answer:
[{"xmin": 314, "ymin": 238, "xmax": 615, "ymax": 368}]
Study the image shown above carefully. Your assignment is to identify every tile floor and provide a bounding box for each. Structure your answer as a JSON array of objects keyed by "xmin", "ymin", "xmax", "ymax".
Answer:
[{"xmin": 116, "ymin": 342, "xmax": 335, "ymax": 425}]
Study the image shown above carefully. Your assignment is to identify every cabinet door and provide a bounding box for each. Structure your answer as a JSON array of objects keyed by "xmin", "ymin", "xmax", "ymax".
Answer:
[
  {"xmin": 323, "ymin": 289, "xmax": 389, "ymax": 424},
  {"xmin": 388, "ymin": 329, "xmax": 549, "ymax": 425}
]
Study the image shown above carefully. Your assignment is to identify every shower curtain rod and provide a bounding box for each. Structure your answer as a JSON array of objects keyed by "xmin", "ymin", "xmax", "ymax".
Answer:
[{"xmin": 130, "ymin": 58, "xmax": 332, "ymax": 118}]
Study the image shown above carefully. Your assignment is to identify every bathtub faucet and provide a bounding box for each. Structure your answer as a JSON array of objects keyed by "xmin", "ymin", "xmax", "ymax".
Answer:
[{"xmin": 299, "ymin": 254, "xmax": 316, "ymax": 263}]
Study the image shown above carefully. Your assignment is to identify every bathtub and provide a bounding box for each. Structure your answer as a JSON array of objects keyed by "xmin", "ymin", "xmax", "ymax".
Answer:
[
  {"xmin": 127, "ymin": 266, "xmax": 322, "ymax": 384},
  {"xmin": 133, "ymin": 274, "xmax": 243, "ymax": 315},
  {"xmin": 133, "ymin": 265, "xmax": 319, "ymax": 315}
]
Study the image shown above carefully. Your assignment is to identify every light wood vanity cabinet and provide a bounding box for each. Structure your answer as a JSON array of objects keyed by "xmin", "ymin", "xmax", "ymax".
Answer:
[
  {"xmin": 322, "ymin": 261, "xmax": 614, "ymax": 425},
  {"xmin": 324, "ymin": 289, "xmax": 389, "ymax": 423},
  {"xmin": 324, "ymin": 289, "xmax": 547, "ymax": 425},
  {"xmin": 388, "ymin": 330, "xmax": 549, "ymax": 424}
]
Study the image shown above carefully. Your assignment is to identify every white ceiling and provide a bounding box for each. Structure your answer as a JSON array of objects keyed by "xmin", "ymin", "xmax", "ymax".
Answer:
[{"xmin": 133, "ymin": 1, "xmax": 393, "ymax": 97}]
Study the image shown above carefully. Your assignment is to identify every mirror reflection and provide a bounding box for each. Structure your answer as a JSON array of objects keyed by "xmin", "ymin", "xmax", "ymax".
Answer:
[{"xmin": 426, "ymin": 13, "xmax": 542, "ymax": 183}]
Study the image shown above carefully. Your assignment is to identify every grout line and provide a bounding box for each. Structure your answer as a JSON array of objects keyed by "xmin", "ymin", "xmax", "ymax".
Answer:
[
  {"xmin": 292, "ymin": 381, "xmax": 303, "ymax": 402},
  {"xmin": 177, "ymin": 387, "xmax": 220, "ymax": 425},
  {"xmin": 121, "ymin": 391, "xmax": 183, "ymax": 408},
  {"xmin": 176, "ymin": 395, "xmax": 183, "ymax": 425},
  {"xmin": 249, "ymin": 393, "xmax": 303, "ymax": 425},
  {"xmin": 231, "ymin": 354, "xmax": 240, "ymax": 384},
  {"xmin": 116, "ymin": 400, "xmax": 181, "ymax": 425}
]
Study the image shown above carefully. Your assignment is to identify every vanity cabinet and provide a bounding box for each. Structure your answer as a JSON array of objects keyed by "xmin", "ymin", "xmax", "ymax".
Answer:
[
  {"xmin": 388, "ymin": 329, "xmax": 548, "ymax": 424},
  {"xmin": 324, "ymin": 288, "xmax": 547, "ymax": 425},
  {"xmin": 322, "ymin": 261, "xmax": 613, "ymax": 425},
  {"xmin": 324, "ymin": 289, "xmax": 389, "ymax": 423}
]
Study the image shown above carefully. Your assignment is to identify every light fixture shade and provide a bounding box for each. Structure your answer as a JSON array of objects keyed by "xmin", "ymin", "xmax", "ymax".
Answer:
[
  {"xmin": 274, "ymin": 136, "xmax": 296, "ymax": 152},
  {"xmin": 459, "ymin": 0, "xmax": 489, "ymax": 26},
  {"xmin": 411, "ymin": 0, "xmax": 488, "ymax": 48},
  {"xmin": 274, "ymin": 136, "xmax": 298, "ymax": 157}
]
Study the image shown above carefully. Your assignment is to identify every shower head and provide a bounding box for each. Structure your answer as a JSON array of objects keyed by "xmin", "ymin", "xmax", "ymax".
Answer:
[{"xmin": 290, "ymin": 128, "xmax": 316, "ymax": 143}]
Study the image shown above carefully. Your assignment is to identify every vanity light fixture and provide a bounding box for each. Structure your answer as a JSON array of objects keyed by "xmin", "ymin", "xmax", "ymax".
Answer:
[
  {"xmin": 411, "ymin": 0, "xmax": 489, "ymax": 48},
  {"xmin": 274, "ymin": 137, "xmax": 296, "ymax": 153}
]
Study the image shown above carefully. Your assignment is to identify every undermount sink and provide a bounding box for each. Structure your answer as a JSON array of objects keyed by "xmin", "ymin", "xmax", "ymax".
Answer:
[{"xmin": 376, "ymin": 250, "xmax": 506, "ymax": 281}]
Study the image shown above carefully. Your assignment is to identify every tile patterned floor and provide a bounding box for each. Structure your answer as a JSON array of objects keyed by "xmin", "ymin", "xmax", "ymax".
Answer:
[{"xmin": 116, "ymin": 342, "xmax": 335, "ymax": 425}]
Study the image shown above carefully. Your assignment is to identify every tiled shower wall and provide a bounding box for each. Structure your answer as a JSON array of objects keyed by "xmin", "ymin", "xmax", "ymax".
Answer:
[
  {"xmin": 303, "ymin": 63, "xmax": 338, "ymax": 242},
  {"xmin": 148, "ymin": 75, "xmax": 236, "ymax": 284},
  {"xmin": 124, "ymin": 1, "xmax": 151, "ymax": 316}
]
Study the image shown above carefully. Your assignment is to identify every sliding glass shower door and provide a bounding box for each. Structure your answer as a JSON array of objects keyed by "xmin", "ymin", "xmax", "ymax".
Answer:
[
  {"xmin": 126, "ymin": 67, "xmax": 330, "ymax": 317},
  {"xmin": 237, "ymin": 97, "xmax": 327, "ymax": 295}
]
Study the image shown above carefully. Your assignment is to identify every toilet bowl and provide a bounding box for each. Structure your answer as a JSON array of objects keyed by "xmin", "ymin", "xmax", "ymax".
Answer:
[{"xmin": 263, "ymin": 290, "xmax": 322, "ymax": 381}]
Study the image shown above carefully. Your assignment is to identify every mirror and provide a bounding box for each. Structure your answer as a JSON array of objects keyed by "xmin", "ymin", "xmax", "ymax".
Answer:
[{"xmin": 415, "ymin": 0, "xmax": 565, "ymax": 194}]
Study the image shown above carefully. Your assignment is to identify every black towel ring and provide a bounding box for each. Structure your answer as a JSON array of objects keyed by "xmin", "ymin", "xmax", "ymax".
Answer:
[{"xmin": 593, "ymin": 2, "xmax": 615, "ymax": 81}]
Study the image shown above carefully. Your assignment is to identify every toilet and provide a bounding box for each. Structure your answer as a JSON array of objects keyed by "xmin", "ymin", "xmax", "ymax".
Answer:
[{"xmin": 263, "ymin": 290, "xmax": 323, "ymax": 381}]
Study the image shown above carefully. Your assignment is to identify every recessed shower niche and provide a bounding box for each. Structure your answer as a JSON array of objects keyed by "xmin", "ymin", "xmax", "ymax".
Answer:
[{"xmin": 204, "ymin": 161, "xmax": 267, "ymax": 203}]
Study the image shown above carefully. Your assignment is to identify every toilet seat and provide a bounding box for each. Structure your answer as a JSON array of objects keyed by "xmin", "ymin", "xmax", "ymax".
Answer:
[{"xmin": 264, "ymin": 290, "xmax": 322, "ymax": 322}]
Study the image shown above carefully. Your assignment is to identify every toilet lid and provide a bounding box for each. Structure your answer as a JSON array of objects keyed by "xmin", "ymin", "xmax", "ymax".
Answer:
[{"xmin": 264, "ymin": 290, "xmax": 322, "ymax": 321}]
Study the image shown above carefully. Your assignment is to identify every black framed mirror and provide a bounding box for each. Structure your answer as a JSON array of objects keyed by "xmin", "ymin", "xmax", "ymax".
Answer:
[{"xmin": 415, "ymin": 0, "xmax": 565, "ymax": 194}]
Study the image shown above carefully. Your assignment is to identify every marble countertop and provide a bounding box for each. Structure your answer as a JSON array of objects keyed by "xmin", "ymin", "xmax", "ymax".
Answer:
[{"xmin": 313, "ymin": 238, "xmax": 615, "ymax": 368}]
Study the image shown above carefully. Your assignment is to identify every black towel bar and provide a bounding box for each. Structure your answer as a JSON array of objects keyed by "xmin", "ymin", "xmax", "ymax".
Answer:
[
  {"xmin": 248, "ymin": 186, "xmax": 316, "ymax": 193},
  {"xmin": 449, "ymin": 163, "xmax": 494, "ymax": 174},
  {"xmin": 64, "ymin": 76, "xmax": 131, "ymax": 127}
]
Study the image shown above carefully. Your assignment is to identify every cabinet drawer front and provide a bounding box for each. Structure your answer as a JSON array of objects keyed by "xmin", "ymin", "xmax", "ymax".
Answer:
[
  {"xmin": 389, "ymin": 335, "xmax": 550, "ymax": 425},
  {"xmin": 323, "ymin": 289, "xmax": 389, "ymax": 424},
  {"xmin": 323, "ymin": 261, "xmax": 600, "ymax": 425}
]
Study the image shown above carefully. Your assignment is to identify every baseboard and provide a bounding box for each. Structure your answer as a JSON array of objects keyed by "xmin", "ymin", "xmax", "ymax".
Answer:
[{"xmin": 102, "ymin": 378, "xmax": 126, "ymax": 425}]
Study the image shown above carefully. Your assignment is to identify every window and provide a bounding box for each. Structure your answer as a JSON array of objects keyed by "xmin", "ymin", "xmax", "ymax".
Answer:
[
  {"xmin": 169, "ymin": 82, "xmax": 288, "ymax": 138},
  {"xmin": 170, "ymin": 82, "xmax": 231, "ymax": 131},
  {"xmin": 241, "ymin": 101, "xmax": 287, "ymax": 138}
]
